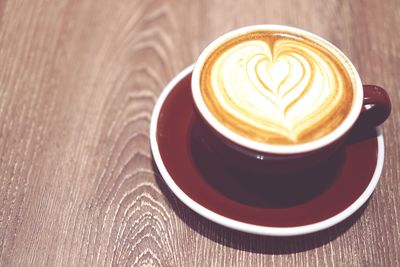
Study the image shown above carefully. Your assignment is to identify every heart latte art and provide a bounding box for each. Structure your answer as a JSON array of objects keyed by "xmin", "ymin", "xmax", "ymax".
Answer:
[{"xmin": 200, "ymin": 31, "xmax": 355, "ymax": 144}]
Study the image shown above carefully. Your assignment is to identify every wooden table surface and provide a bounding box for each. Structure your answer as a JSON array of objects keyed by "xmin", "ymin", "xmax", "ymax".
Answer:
[{"xmin": 0, "ymin": 0, "xmax": 399, "ymax": 266}]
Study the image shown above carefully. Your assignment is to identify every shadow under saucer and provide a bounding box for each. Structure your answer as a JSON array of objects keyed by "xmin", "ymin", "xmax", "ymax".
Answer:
[{"xmin": 152, "ymin": 164, "xmax": 370, "ymax": 254}]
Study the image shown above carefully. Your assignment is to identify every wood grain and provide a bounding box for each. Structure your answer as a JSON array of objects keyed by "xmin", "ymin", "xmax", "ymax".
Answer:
[{"xmin": 0, "ymin": 0, "xmax": 399, "ymax": 266}]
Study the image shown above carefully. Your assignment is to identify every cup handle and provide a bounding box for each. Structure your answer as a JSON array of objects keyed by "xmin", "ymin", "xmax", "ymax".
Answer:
[{"xmin": 357, "ymin": 85, "xmax": 391, "ymax": 128}]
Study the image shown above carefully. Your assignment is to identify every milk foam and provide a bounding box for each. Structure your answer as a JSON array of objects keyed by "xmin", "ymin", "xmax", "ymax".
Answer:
[{"xmin": 200, "ymin": 33, "xmax": 354, "ymax": 144}]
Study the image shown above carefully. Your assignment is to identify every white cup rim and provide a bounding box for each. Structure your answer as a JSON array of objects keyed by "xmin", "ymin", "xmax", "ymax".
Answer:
[{"xmin": 191, "ymin": 25, "xmax": 363, "ymax": 155}]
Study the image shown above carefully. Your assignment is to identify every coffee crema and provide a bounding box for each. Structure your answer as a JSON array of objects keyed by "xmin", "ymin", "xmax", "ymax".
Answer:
[{"xmin": 200, "ymin": 31, "xmax": 355, "ymax": 144}]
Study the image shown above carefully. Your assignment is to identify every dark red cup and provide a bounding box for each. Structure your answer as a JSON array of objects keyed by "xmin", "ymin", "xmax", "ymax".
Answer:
[{"xmin": 191, "ymin": 25, "xmax": 391, "ymax": 176}]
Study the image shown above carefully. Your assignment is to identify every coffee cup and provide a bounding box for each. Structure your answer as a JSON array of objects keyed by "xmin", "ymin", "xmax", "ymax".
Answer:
[{"xmin": 191, "ymin": 25, "xmax": 391, "ymax": 176}]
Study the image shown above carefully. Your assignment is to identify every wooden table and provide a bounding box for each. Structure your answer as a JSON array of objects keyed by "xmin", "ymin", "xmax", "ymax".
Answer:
[{"xmin": 0, "ymin": 0, "xmax": 399, "ymax": 266}]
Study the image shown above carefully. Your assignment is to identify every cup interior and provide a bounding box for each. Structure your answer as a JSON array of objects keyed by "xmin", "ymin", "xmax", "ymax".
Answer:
[{"xmin": 191, "ymin": 25, "xmax": 363, "ymax": 155}]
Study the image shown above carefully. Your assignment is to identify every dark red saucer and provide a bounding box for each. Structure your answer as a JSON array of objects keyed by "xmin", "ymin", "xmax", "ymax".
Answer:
[{"xmin": 150, "ymin": 65, "xmax": 384, "ymax": 236}]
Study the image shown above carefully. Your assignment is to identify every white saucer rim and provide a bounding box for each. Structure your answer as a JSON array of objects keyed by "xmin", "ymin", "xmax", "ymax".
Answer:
[{"xmin": 150, "ymin": 64, "xmax": 384, "ymax": 237}]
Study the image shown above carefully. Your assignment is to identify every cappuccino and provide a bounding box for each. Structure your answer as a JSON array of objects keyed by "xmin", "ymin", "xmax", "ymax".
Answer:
[{"xmin": 200, "ymin": 30, "xmax": 355, "ymax": 144}]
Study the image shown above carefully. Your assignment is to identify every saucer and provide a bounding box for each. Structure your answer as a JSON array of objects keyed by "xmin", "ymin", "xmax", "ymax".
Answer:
[{"xmin": 150, "ymin": 65, "xmax": 384, "ymax": 236}]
